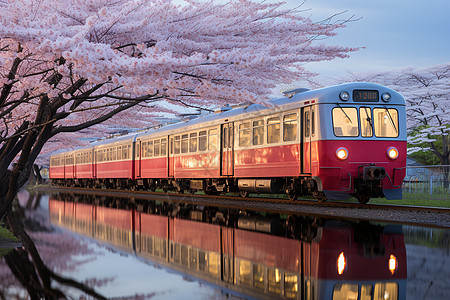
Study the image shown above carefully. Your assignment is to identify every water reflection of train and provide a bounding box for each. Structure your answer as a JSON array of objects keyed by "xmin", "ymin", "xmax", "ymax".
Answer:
[{"xmin": 49, "ymin": 194, "xmax": 407, "ymax": 299}]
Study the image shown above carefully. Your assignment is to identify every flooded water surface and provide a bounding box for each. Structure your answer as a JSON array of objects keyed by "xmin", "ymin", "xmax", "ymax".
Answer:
[{"xmin": 1, "ymin": 191, "xmax": 449, "ymax": 299}]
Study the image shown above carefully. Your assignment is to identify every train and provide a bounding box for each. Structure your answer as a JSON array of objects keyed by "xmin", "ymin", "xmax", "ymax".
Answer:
[
  {"xmin": 49, "ymin": 193, "xmax": 407, "ymax": 299},
  {"xmin": 49, "ymin": 82, "xmax": 407, "ymax": 203}
]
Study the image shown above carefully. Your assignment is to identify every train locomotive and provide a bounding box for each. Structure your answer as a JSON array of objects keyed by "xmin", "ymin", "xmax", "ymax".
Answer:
[{"xmin": 49, "ymin": 82, "xmax": 407, "ymax": 203}]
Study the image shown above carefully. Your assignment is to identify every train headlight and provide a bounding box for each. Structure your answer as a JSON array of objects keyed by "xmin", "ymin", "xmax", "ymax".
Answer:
[
  {"xmin": 339, "ymin": 91, "xmax": 350, "ymax": 101},
  {"xmin": 387, "ymin": 147, "xmax": 399, "ymax": 160},
  {"xmin": 382, "ymin": 92, "xmax": 392, "ymax": 102},
  {"xmin": 388, "ymin": 254, "xmax": 398, "ymax": 275},
  {"xmin": 336, "ymin": 147, "xmax": 349, "ymax": 160},
  {"xmin": 337, "ymin": 252, "xmax": 347, "ymax": 275}
]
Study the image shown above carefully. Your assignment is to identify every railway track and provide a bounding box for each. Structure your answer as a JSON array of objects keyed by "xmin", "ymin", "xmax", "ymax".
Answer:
[{"xmin": 38, "ymin": 186, "xmax": 450, "ymax": 228}]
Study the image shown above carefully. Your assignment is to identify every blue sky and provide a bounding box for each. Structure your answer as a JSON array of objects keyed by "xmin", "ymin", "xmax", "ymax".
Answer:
[{"xmin": 283, "ymin": 0, "xmax": 450, "ymax": 75}]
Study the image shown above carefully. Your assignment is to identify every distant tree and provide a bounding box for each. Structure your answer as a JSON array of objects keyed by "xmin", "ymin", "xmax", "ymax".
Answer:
[{"xmin": 0, "ymin": 0, "xmax": 356, "ymax": 220}]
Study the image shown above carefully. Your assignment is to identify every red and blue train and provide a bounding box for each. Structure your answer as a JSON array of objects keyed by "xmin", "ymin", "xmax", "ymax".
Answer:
[{"xmin": 49, "ymin": 82, "xmax": 407, "ymax": 203}]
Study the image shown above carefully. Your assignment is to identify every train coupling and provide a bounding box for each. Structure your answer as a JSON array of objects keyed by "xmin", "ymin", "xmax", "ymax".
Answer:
[{"xmin": 362, "ymin": 165, "xmax": 386, "ymax": 181}]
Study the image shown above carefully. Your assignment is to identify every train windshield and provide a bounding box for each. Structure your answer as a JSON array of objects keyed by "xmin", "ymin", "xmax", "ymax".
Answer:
[{"xmin": 332, "ymin": 107, "xmax": 399, "ymax": 138}]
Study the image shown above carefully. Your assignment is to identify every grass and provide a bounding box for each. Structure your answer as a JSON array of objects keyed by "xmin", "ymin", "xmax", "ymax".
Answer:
[{"xmin": 0, "ymin": 226, "xmax": 19, "ymax": 258}]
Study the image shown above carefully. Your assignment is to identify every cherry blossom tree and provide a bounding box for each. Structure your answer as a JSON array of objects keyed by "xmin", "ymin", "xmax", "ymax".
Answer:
[{"xmin": 0, "ymin": 0, "xmax": 357, "ymax": 220}]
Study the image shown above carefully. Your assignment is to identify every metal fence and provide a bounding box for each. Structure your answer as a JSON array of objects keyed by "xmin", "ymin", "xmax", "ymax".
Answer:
[{"xmin": 403, "ymin": 165, "xmax": 450, "ymax": 201}]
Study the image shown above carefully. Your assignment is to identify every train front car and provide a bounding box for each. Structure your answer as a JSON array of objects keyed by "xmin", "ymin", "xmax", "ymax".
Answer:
[{"xmin": 312, "ymin": 83, "xmax": 406, "ymax": 203}]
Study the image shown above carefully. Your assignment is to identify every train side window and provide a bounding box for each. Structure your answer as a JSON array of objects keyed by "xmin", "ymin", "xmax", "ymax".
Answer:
[
  {"xmin": 285, "ymin": 273, "xmax": 299, "ymax": 299},
  {"xmin": 199, "ymin": 131, "xmax": 207, "ymax": 151},
  {"xmin": 181, "ymin": 245, "xmax": 189, "ymax": 266},
  {"xmin": 283, "ymin": 113, "xmax": 298, "ymax": 142},
  {"xmin": 190, "ymin": 133, "xmax": 198, "ymax": 152},
  {"xmin": 174, "ymin": 136, "xmax": 181, "ymax": 154},
  {"xmin": 208, "ymin": 252, "xmax": 219, "ymax": 276},
  {"xmin": 267, "ymin": 117, "xmax": 280, "ymax": 144},
  {"xmin": 223, "ymin": 127, "xmax": 228, "ymax": 148},
  {"xmin": 141, "ymin": 142, "xmax": 147, "ymax": 158},
  {"xmin": 117, "ymin": 146, "xmax": 122, "ymax": 160},
  {"xmin": 239, "ymin": 260, "xmax": 251, "ymax": 286},
  {"xmin": 305, "ymin": 111, "xmax": 310, "ymax": 138},
  {"xmin": 239, "ymin": 122, "xmax": 250, "ymax": 147},
  {"xmin": 181, "ymin": 134, "xmax": 189, "ymax": 153},
  {"xmin": 332, "ymin": 107, "xmax": 359, "ymax": 137},
  {"xmin": 253, "ymin": 120, "xmax": 264, "ymax": 145},
  {"xmin": 112, "ymin": 147, "xmax": 117, "ymax": 161},
  {"xmin": 161, "ymin": 138, "xmax": 167, "ymax": 156},
  {"xmin": 154, "ymin": 139, "xmax": 161, "ymax": 156},
  {"xmin": 199, "ymin": 250, "xmax": 207, "ymax": 272},
  {"xmin": 311, "ymin": 109, "xmax": 315, "ymax": 136},
  {"xmin": 253, "ymin": 264, "xmax": 265, "ymax": 290},
  {"xmin": 122, "ymin": 147, "xmax": 127, "ymax": 160},
  {"xmin": 190, "ymin": 248, "xmax": 198, "ymax": 270},
  {"xmin": 148, "ymin": 141, "xmax": 154, "ymax": 157},
  {"xmin": 208, "ymin": 129, "xmax": 218, "ymax": 150},
  {"xmin": 268, "ymin": 268, "xmax": 282, "ymax": 295},
  {"xmin": 170, "ymin": 137, "xmax": 174, "ymax": 154}
]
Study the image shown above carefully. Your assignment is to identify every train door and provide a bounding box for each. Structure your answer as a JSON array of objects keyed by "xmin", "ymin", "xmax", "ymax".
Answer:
[
  {"xmin": 302, "ymin": 106, "xmax": 312, "ymax": 174},
  {"xmin": 221, "ymin": 123, "xmax": 234, "ymax": 176},
  {"xmin": 168, "ymin": 135, "xmax": 175, "ymax": 177},
  {"xmin": 136, "ymin": 139, "xmax": 142, "ymax": 178}
]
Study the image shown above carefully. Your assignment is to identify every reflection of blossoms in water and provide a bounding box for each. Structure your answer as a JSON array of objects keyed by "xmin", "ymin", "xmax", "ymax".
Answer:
[{"xmin": 0, "ymin": 191, "xmax": 114, "ymax": 297}]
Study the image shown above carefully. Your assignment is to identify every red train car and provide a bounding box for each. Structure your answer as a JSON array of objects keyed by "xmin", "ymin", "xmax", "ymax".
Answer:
[{"xmin": 50, "ymin": 82, "xmax": 407, "ymax": 203}]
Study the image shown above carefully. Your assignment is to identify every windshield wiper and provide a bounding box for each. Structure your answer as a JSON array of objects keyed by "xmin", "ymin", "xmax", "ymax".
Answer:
[
  {"xmin": 336, "ymin": 103, "xmax": 352, "ymax": 123},
  {"xmin": 383, "ymin": 105, "xmax": 398, "ymax": 133}
]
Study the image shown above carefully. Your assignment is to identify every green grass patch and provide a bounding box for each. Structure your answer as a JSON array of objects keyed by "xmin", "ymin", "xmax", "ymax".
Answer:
[{"xmin": 0, "ymin": 226, "xmax": 19, "ymax": 258}]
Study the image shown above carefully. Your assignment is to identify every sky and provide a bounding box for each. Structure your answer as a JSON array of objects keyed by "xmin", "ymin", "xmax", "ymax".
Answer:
[{"xmin": 281, "ymin": 0, "xmax": 450, "ymax": 76}]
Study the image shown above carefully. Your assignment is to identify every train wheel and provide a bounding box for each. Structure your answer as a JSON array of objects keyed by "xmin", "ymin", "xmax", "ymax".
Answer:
[
  {"xmin": 313, "ymin": 191, "xmax": 327, "ymax": 202},
  {"xmin": 239, "ymin": 191, "xmax": 249, "ymax": 198},
  {"xmin": 287, "ymin": 193, "xmax": 298, "ymax": 201},
  {"xmin": 356, "ymin": 195, "xmax": 370, "ymax": 204}
]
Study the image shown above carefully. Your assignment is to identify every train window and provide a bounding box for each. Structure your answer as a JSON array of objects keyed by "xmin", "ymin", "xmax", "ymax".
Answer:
[
  {"xmin": 374, "ymin": 282, "xmax": 398, "ymax": 300},
  {"xmin": 141, "ymin": 142, "xmax": 147, "ymax": 158},
  {"xmin": 161, "ymin": 138, "xmax": 167, "ymax": 155},
  {"xmin": 332, "ymin": 284, "xmax": 359, "ymax": 300},
  {"xmin": 253, "ymin": 264, "xmax": 265, "ymax": 291},
  {"xmin": 199, "ymin": 250, "xmax": 207, "ymax": 272},
  {"xmin": 332, "ymin": 107, "xmax": 359, "ymax": 137},
  {"xmin": 361, "ymin": 284, "xmax": 372, "ymax": 300},
  {"xmin": 253, "ymin": 120, "xmax": 264, "ymax": 145},
  {"xmin": 123, "ymin": 145, "xmax": 129, "ymax": 159},
  {"xmin": 268, "ymin": 268, "xmax": 281, "ymax": 295},
  {"xmin": 285, "ymin": 274, "xmax": 299, "ymax": 299},
  {"xmin": 374, "ymin": 108, "xmax": 399, "ymax": 137},
  {"xmin": 199, "ymin": 131, "xmax": 207, "ymax": 151},
  {"xmin": 161, "ymin": 240, "xmax": 167, "ymax": 259},
  {"xmin": 189, "ymin": 248, "xmax": 198, "ymax": 270},
  {"xmin": 117, "ymin": 146, "xmax": 122, "ymax": 160},
  {"xmin": 190, "ymin": 133, "xmax": 198, "ymax": 152},
  {"xmin": 239, "ymin": 260, "xmax": 251, "ymax": 286},
  {"xmin": 181, "ymin": 134, "xmax": 189, "ymax": 153},
  {"xmin": 311, "ymin": 109, "xmax": 315, "ymax": 136},
  {"xmin": 208, "ymin": 252, "xmax": 219, "ymax": 276},
  {"xmin": 360, "ymin": 107, "xmax": 373, "ymax": 137},
  {"xmin": 112, "ymin": 147, "xmax": 117, "ymax": 161},
  {"xmin": 223, "ymin": 127, "xmax": 228, "ymax": 148},
  {"xmin": 208, "ymin": 129, "xmax": 218, "ymax": 150},
  {"xmin": 239, "ymin": 122, "xmax": 251, "ymax": 147},
  {"xmin": 283, "ymin": 113, "xmax": 298, "ymax": 141},
  {"xmin": 154, "ymin": 139, "xmax": 161, "ymax": 156},
  {"xmin": 181, "ymin": 245, "xmax": 189, "ymax": 266},
  {"xmin": 305, "ymin": 111, "xmax": 310, "ymax": 138},
  {"xmin": 267, "ymin": 117, "xmax": 280, "ymax": 144},
  {"xmin": 148, "ymin": 141, "xmax": 154, "ymax": 157},
  {"xmin": 170, "ymin": 137, "xmax": 174, "ymax": 154},
  {"xmin": 174, "ymin": 136, "xmax": 181, "ymax": 154}
]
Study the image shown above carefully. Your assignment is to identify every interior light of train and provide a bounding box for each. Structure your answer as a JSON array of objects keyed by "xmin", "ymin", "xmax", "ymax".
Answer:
[
  {"xmin": 339, "ymin": 91, "xmax": 350, "ymax": 101},
  {"xmin": 389, "ymin": 254, "xmax": 398, "ymax": 275},
  {"xmin": 337, "ymin": 252, "xmax": 347, "ymax": 275},
  {"xmin": 387, "ymin": 147, "xmax": 399, "ymax": 160},
  {"xmin": 336, "ymin": 147, "xmax": 349, "ymax": 160},
  {"xmin": 382, "ymin": 92, "xmax": 392, "ymax": 102}
]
